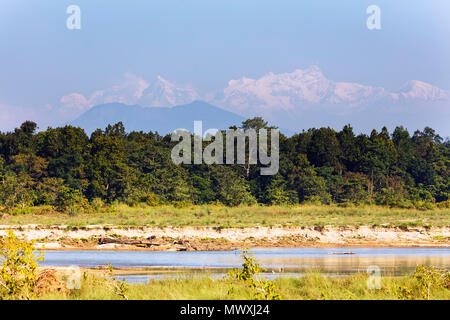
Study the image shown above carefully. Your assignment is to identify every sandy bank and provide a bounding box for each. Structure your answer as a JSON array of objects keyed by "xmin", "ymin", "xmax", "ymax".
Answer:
[{"xmin": 0, "ymin": 225, "xmax": 449, "ymax": 250}]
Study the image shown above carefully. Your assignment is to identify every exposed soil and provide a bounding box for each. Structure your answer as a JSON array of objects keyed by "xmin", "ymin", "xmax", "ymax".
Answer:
[{"xmin": 1, "ymin": 225, "xmax": 449, "ymax": 251}]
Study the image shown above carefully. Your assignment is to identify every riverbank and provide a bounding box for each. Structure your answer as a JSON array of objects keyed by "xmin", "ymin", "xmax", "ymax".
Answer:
[
  {"xmin": 1, "ymin": 224, "xmax": 449, "ymax": 250},
  {"xmin": 36, "ymin": 271, "xmax": 450, "ymax": 300}
]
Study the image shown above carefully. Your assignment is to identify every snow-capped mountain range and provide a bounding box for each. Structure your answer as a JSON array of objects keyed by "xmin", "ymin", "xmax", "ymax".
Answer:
[
  {"xmin": 130, "ymin": 66, "xmax": 450, "ymax": 117},
  {"xmin": 61, "ymin": 66, "xmax": 449, "ymax": 113},
  {"xmin": 213, "ymin": 66, "xmax": 450, "ymax": 113},
  {"xmin": 60, "ymin": 66, "xmax": 449, "ymax": 135}
]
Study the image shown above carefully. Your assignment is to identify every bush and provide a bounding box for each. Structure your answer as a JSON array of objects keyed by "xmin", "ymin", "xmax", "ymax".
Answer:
[
  {"xmin": 436, "ymin": 200, "xmax": 450, "ymax": 209},
  {"xmin": 375, "ymin": 188, "xmax": 414, "ymax": 208},
  {"xmin": 124, "ymin": 191, "xmax": 161, "ymax": 207},
  {"xmin": 0, "ymin": 172, "xmax": 36, "ymax": 209},
  {"xmin": 91, "ymin": 198, "xmax": 105, "ymax": 211},
  {"xmin": 336, "ymin": 172, "xmax": 370, "ymax": 204},
  {"xmin": 408, "ymin": 186, "xmax": 435, "ymax": 204},
  {"xmin": 414, "ymin": 266, "xmax": 450, "ymax": 300},
  {"xmin": 396, "ymin": 265, "xmax": 450, "ymax": 300},
  {"xmin": 171, "ymin": 200, "xmax": 194, "ymax": 208},
  {"xmin": 55, "ymin": 186, "xmax": 90, "ymax": 215},
  {"xmin": 266, "ymin": 179, "xmax": 298, "ymax": 206},
  {"xmin": 32, "ymin": 206, "xmax": 54, "ymax": 215},
  {"xmin": 413, "ymin": 201, "xmax": 436, "ymax": 211},
  {"xmin": 11, "ymin": 206, "xmax": 55, "ymax": 216},
  {"xmin": 227, "ymin": 249, "xmax": 281, "ymax": 300},
  {"xmin": 144, "ymin": 193, "xmax": 161, "ymax": 206},
  {"xmin": 0, "ymin": 231, "xmax": 43, "ymax": 299},
  {"xmin": 303, "ymin": 194, "xmax": 331, "ymax": 205}
]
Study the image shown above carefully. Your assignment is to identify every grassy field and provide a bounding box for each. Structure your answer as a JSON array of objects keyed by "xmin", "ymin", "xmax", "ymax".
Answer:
[
  {"xmin": 38, "ymin": 272, "xmax": 450, "ymax": 300},
  {"xmin": 1, "ymin": 204, "xmax": 449, "ymax": 228}
]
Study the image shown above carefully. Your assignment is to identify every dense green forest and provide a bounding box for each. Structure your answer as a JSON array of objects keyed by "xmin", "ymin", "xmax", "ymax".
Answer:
[{"xmin": 0, "ymin": 118, "xmax": 448, "ymax": 213}]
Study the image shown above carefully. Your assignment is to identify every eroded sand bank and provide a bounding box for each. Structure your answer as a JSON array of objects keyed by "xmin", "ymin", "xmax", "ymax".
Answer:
[{"xmin": 1, "ymin": 225, "xmax": 449, "ymax": 250}]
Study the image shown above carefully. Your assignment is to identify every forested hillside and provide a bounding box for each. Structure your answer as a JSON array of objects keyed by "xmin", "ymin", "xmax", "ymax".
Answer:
[{"xmin": 0, "ymin": 118, "xmax": 448, "ymax": 213}]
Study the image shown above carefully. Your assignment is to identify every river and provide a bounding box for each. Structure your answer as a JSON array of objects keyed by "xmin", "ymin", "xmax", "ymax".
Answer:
[{"xmin": 39, "ymin": 247, "xmax": 450, "ymax": 283}]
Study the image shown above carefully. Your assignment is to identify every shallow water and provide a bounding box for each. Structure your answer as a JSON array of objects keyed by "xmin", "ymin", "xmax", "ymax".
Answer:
[{"xmin": 40, "ymin": 247, "xmax": 450, "ymax": 282}]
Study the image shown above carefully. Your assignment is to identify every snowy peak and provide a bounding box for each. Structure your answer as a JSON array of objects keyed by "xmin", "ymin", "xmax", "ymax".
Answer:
[
  {"xmin": 139, "ymin": 76, "xmax": 200, "ymax": 107},
  {"xmin": 394, "ymin": 80, "xmax": 449, "ymax": 101},
  {"xmin": 222, "ymin": 66, "xmax": 334, "ymax": 111},
  {"xmin": 215, "ymin": 66, "xmax": 450, "ymax": 112},
  {"xmin": 330, "ymin": 82, "xmax": 387, "ymax": 105}
]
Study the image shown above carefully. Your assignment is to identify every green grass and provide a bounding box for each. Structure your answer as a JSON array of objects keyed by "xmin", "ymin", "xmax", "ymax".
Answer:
[
  {"xmin": 1, "ymin": 204, "xmax": 449, "ymax": 228},
  {"xmin": 38, "ymin": 272, "xmax": 450, "ymax": 300}
]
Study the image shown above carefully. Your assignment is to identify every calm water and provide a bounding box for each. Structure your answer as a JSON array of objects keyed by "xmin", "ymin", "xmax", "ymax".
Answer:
[{"xmin": 40, "ymin": 247, "xmax": 450, "ymax": 282}]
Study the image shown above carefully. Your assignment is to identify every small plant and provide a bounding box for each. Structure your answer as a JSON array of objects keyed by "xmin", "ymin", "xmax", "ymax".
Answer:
[
  {"xmin": 91, "ymin": 198, "xmax": 105, "ymax": 211},
  {"xmin": 227, "ymin": 248, "xmax": 281, "ymax": 300},
  {"xmin": 104, "ymin": 263, "xmax": 129, "ymax": 300},
  {"xmin": 413, "ymin": 265, "xmax": 449, "ymax": 300},
  {"xmin": 0, "ymin": 231, "xmax": 43, "ymax": 299},
  {"xmin": 396, "ymin": 265, "xmax": 450, "ymax": 300}
]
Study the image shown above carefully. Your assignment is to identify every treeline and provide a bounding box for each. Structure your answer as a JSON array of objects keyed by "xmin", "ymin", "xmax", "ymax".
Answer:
[{"xmin": 0, "ymin": 118, "xmax": 448, "ymax": 213}]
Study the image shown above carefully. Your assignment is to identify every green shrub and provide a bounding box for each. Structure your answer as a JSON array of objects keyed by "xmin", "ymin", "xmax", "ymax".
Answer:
[
  {"xmin": 413, "ymin": 201, "xmax": 436, "ymax": 211},
  {"xmin": 436, "ymin": 200, "xmax": 450, "ymax": 209},
  {"xmin": 0, "ymin": 231, "xmax": 43, "ymax": 299},
  {"xmin": 227, "ymin": 249, "xmax": 281, "ymax": 300},
  {"xmin": 266, "ymin": 178, "xmax": 298, "ymax": 205},
  {"xmin": 414, "ymin": 266, "xmax": 450, "ymax": 300},
  {"xmin": 55, "ymin": 187, "xmax": 90, "ymax": 215},
  {"xmin": 375, "ymin": 188, "xmax": 414, "ymax": 208},
  {"xmin": 397, "ymin": 265, "xmax": 450, "ymax": 300},
  {"xmin": 32, "ymin": 206, "xmax": 54, "ymax": 215}
]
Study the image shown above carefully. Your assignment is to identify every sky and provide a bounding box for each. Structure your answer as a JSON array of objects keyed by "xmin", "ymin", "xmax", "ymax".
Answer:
[{"xmin": 0, "ymin": 0, "xmax": 449, "ymax": 131}]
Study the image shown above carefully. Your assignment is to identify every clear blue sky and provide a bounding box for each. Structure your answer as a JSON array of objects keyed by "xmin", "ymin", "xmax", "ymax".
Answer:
[{"xmin": 0, "ymin": 0, "xmax": 449, "ymax": 123}]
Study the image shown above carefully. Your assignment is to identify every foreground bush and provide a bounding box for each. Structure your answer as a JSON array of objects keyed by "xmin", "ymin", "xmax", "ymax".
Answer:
[
  {"xmin": 0, "ymin": 231, "xmax": 43, "ymax": 299},
  {"xmin": 227, "ymin": 249, "xmax": 281, "ymax": 300}
]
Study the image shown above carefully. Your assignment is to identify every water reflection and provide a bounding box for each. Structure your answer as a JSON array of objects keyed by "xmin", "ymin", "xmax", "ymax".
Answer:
[{"xmin": 40, "ymin": 247, "xmax": 450, "ymax": 283}]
